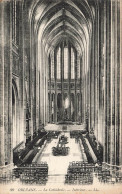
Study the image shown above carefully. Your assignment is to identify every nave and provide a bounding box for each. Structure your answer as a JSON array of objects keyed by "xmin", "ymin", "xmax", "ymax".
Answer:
[
  {"xmin": 0, "ymin": 128, "xmax": 122, "ymax": 186},
  {"xmin": 0, "ymin": 0, "xmax": 121, "ymax": 191},
  {"xmin": 39, "ymin": 132, "xmax": 82, "ymax": 184}
]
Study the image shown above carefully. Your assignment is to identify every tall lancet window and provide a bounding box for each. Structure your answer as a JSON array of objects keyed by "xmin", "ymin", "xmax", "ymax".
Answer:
[
  {"xmin": 77, "ymin": 56, "xmax": 80, "ymax": 79},
  {"xmin": 51, "ymin": 51, "xmax": 54, "ymax": 79},
  {"xmin": 64, "ymin": 47, "xmax": 68, "ymax": 79},
  {"xmin": 71, "ymin": 47, "xmax": 75, "ymax": 79},
  {"xmin": 57, "ymin": 47, "xmax": 61, "ymax": 79}
]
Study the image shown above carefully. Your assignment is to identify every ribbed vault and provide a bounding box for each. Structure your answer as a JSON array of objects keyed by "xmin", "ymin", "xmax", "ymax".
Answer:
[{"xmin": 28, "ymin": 0, "xmax": 95, "ymax": 55}]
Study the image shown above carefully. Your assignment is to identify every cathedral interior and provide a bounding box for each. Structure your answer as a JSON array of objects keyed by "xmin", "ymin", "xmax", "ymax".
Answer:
[{"xmin": 0, "ymin": 0, "xmax": 122, "ymax": 186}]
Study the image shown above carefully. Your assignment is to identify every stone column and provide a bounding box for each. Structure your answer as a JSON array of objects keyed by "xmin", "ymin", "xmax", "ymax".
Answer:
[
  {"xmin": 68, "ymin": 44, "xmax": 71, "ymax": 120},
  {"xmin": 110, "ymin": 0, "xmax": 116, "ymax": 165},
  {"xmin": 0, "ymin": 1, "xmax": 13, "ymax": 166},
  {"xmin": 101, "ymin": 0, "xmax": 107, "ymax": 163},
  {"xmin": 117, "ymin": 0, "xmax": 121, "ymax": 167},
  {"xmin": 29, "ymin": 21, "xmax": 34, "ymax": 138},
  {"xmin": 43, "ymin": 47, "xmax": 46, "ymax": 125},
  {"xmin": 36, "ymin": 35, "xmax": 39, "ymax": 130},
  {"xmin": 33, "ymin": 35, "xmax": 37, "ymax": 129},
  {"xmin": 61, "ymin": 43, "xmax": 64, "ymax": 120},
  {"xmin": 80, "ymin": 57, "xmax": 82, "ymax": 123},
  {"xmin": 49, "ymin": 55, "xmax": 52, "ymax": 123},
  {"xmin": 74, "ymin": 50, "xmax": 77, "ymax": 122},
  {"xmin": 97, "ymin": 4, "xmax": 100, "ymax": 144},
  {"xmin": 113, "ymin": 0, "xmax": 121, "ymax": 167},
  {"xmin": 94, "ymin": 5, "xmax": 99, "ymax": 147},
  {"xmin": 77, "ymin": 54, "xmax": 81, "ymax": 123},
  {"xmin": 82, "ymin": 55, "xmax": 85, "ymax": 124},
  {"xmin": 106, "ymin": 0, "xmax": 111, "ymax": 163},
  {"xmin": 54, "ymin": 50, "xmax": 57, "ymax": 122},
  {"xmin": 90, "ymin": 23, "xmax": 95, "ymax": 131},
  {"xmin": 0, "ymin": 2, "xmax": 5, "ymax": 166},
  {"xmin": 19, "ymin": 1, "xmax": 26, "ymax": 141},
  {"xmin": 6, "ymin": 2, "xmax": 13, "ymax": 164},
  {"xmin": 49, "ymin": 92, "xmax": 52, "ymax": 123}
]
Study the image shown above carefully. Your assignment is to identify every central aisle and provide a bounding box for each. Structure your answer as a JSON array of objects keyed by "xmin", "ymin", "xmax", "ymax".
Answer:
[{"xmin": 37, "ymin": 132, "xmax": 83, "ymax": 184}]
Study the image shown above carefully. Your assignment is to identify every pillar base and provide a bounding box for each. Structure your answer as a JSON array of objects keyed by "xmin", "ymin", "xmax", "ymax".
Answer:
[
  {"xmin": 0, "ymin": 163, "xmax": 14, "ymax": 175},
  {"xmin": 102, "ymin": 162, "xmax": 122, "ymax": 176}
]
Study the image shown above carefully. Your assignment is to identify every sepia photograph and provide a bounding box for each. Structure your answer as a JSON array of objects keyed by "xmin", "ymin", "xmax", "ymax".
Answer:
[{"xmin": 0, "ymin": 0, "xmax": 121, "ymax": 193}]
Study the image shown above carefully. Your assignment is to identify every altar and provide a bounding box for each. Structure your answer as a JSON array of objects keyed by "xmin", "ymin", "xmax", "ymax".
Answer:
[{"xmin": 45, "ymin": 123, "xmax": 85, "ymax": 132}]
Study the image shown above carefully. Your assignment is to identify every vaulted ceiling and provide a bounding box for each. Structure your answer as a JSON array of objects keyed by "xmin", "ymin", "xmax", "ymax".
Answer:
[{"xmin": 24, "ymin": 0, "xmax": 97, "ymax": 55}]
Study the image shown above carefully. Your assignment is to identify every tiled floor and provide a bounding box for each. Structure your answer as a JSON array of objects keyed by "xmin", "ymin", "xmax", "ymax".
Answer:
[{"xmin": 38, "ymin": 132, "xmax": 83, "ymax": 185}]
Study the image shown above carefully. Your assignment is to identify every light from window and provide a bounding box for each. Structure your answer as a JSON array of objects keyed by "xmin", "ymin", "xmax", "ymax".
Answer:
[
  {"xmin": 71, "ymin": 47, "xmax": 75, "ymax": 79},
  {"xmin": 77, "ymin": 57, "xmax": 80, "ymax": 79},
  {"xmin": 57, "ymin": 47, "xmax": 61, "ymax": 79},
  {"xmin": 64, "ymin": 47, "xmax": 68, "ymax": 79},
  {"xmin": 51, "ymin": 51, "xmax": 54, "ymax": 79}
]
